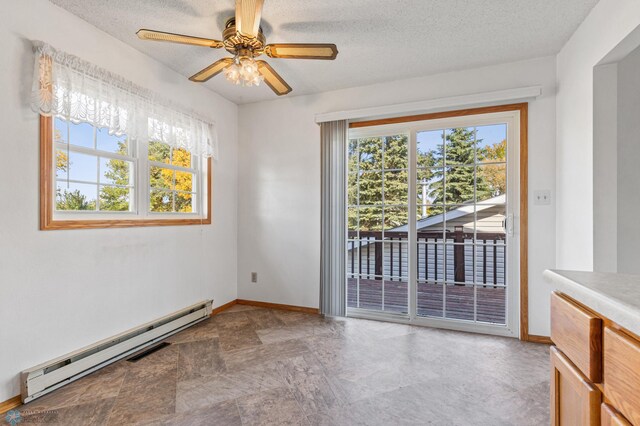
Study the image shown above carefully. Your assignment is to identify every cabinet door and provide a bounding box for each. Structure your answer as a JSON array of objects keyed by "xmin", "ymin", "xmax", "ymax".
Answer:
[
  {"xmin": 601, "ymin": 404, "xmax": 631, "ymax": 426},
  {"xmin": 551, "ymin": 346, "xmax": 601, "ymax": 426}
]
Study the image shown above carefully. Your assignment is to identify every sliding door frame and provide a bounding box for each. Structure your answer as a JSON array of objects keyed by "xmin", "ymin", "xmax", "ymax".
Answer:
[{"xmin": 346, "ymin": 103, "xmax": 529, "ymax": 340}]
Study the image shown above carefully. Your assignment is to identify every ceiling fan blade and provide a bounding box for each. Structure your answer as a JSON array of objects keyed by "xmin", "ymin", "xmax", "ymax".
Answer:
[
  {"xmin": 189, "ymin": 58, "xmax": 235, "ymax": 82},
  {"xmin": 256, "ymin": 61, "xmax": 292, "ymax": 96},
  {"xmin": 235, "ymin": 0, "xmax": 264, "ymax": 38},
  {"xmin": 137, "ymin": 29, "xmax": 224, "ymax": 49},
  {"xmin": 264, "ymin": 44, "xmax": 338, "ymax": 60}
]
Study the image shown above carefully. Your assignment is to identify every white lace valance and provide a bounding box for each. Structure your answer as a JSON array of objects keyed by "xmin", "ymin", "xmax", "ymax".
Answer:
[{"xmin": 31, "ymin": 41, "xmax": 218, "ymax": 158}]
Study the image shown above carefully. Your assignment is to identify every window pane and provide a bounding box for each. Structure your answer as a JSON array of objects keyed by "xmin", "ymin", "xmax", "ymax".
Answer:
[
  {"xmin": 150, "ymin": 166, "xmax": 173, "ymax": 189},
  {"xmin": 99, "ymin": 185, "xmax": 130, "ymax": 211},
  {"xmin": 148, "ymin": 140, "xmax": 171, "ymax": 163},
  {"xmin": 383, "ymin": 170, "xmax": 408, "ymax": 205},
  {"xmin": 68, "ymin": 121, "xmax": 94, "ymax": 149},
  {"xmin": 358, "ymin": 171, "xmax": 383, "ymax": 205},
  {"xmin": 55, "ymin": 149, "xmax": 68, "ymax": 179},
  {"xmin": 348, "ymin": 139, "xmax": 358, "ymax": 174},
  {"xmin": 68, "ymin": 151, "xmax": 98, "ymax": 183},
  {"xmin": 445, "ymin": 284, "xmax": 475, "ymax": 321},
  {"xmin": 97, "ymin": 128, "xmax": 128, "ymax": 154},
  {"xmin": 100, "ymin": 158, "xmax": 131, "ymax": 185},
  {"xmin": 417, "ymin": 281, "xmax": 444, "ymax": 318},
  {"xmin": 358, "ymin": 207, "xmax": 383, "ymax": 232},
  {"xmin": 383, "ymin": 242, "xmax": 407, "ymax": 279},
  {"xmin": 357, "ymin": 137, "xmax": 383, "ymax": 170},
  {"xmin": 444, "ymin": 166, "xmax": 475, "ymax": 205},
  {"xmin": 476, "ymin": 124, "xmax": 507, "ymax": 164},
  {"xmin": 416, "ymin": 242, "xmax": 445, "ymax": 281},
  {"xmin": 56, "ymin": 182, "xmax": 97, "ymax": 211},
  {"xmin": 476, "ymin": 204, "xmax": 506, "ymax": 235},
  {"xmin": 383, "ymin": 206, "xmax": 408, "ymax": 232},
  {"xmin": 477, "ymin": 163, "xmax": 506, "ymax": 202},
  {"xmin": 175, "ymin": 192, "xmax": 194, "ymax": 213},
  {"xmin": 383, "ymin": 135, "xmax": 408, "ymax": 170},
  {"xmin": 348, "ymin": 207, "xmax": 358, "ymax": 234},
  {"xmin": 172, "ymin": 148, "xmax": 192, "ymax": 168},
  {"xmin": 347, "ymin": 173, "xmax": 358, "ymax": 206},
  {"xmin": 417, "ymin": 167, "xmax": 443, "ymax": 205},
  {"xmin": 175, "ymin": 171, "xmax": 193, "ymax": 193},
  {"xmin": 477, "ymin": 285, "xmax": 506, "ymax": 324},
  {"xmin": 383, "ymin": 278, "xmax": 408, "ymax": 314},
  {"xmin": 150, "ymin": 189, "xmax": 173, "ymax": 212},
  {"xmin": 417, "ymin": 130, "xmax": 443, "ymax": 168},
  {"xmin": 445, "ymin": 127, "xmax": 475, "ymax": 165},
  {"xmin": 443, "ymin": 208, "xmax": 475, "ymax": 237},
  {"xmin": 54, "ymin": 118, "xmax": 67, "ymax": 144}
]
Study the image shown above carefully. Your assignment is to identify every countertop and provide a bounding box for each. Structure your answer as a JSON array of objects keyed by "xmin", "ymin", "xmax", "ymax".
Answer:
[{"xmin": 543, "ymin": 270, "xmax": 640, "ymax": 336}]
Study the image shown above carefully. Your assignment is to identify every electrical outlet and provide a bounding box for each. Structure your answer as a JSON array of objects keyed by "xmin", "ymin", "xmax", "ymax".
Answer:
[
  {"xmin": 251, "ymin": 272, "xmax": 258, "ymax": 283},
  {"xmin": 534, "ymin": 190, "xmax": 551, "ymax": 205}
]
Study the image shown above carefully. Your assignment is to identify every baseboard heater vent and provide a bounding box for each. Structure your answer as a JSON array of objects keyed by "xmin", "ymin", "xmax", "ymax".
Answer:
[
  {"xmin": 127, "ymin": 342, "xmax": 171, "ymax": 362},
  {"xmin": 21, "ymin": 300, "xmax": 212, "ymax": 403}
]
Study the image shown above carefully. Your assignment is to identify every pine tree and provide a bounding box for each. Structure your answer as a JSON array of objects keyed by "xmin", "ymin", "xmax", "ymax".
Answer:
[
  {"xmin": 348, "ymin": 136, "xmax": 411, "ymax": 231},
  {"xmin": 428, "ymin": 128, "xmax": 492, "ymax": 206}
]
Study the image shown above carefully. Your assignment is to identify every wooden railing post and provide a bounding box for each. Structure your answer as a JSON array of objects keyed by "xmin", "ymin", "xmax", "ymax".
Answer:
[
  {"xmin": 374, "ymin": 240, "xmax": 383, "ymax": 279},
  {"xmin": 453, "ymin": 226, "xmax": 465, "ymax": 284}
]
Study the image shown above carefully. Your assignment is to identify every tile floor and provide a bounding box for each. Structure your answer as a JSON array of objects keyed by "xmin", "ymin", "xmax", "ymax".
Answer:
[{"xmin": 16, "ymin": 305, "xmax": 550, "ymax": 425}]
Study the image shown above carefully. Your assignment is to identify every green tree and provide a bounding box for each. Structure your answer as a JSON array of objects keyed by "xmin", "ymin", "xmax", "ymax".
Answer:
[
  {"xmin": 478, "ymin": 139, "xmax": 507, "ymax": 196},
  {"xmin": 348, "ymin": 135, "xmax": 410, "ymax": 231},
  {"xmin": 99, "ymin": 141, "xmax": 131, "ymax": 211},
  {"xmin": 428, "ymin": 128, "xmax": 492, "ymax": 207},
  {"xmin": 57, "ymin": 189, "xmax": 96, "ymax": 210},
  {"xmin": 148, "ymin": 141, "xmax": 194, "ymax": 213}
]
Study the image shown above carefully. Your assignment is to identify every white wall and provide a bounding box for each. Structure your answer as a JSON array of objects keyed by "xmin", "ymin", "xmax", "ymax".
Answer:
[
  {"xmin": 593, "ymin": 63, "xmax": 617, "ymax": 272},
  {"xmin": 238, "ymin": 56, "xmax": 557, "ymax": 336},
  {"xmin": 556, "ymin": 0, "xmax": 640, "ymax": 270},
  {"xmin": 617, "ymin": 45, "xmax": 640, "ymax": 274},
  {"xmin": 0, "ymin": 0, "xmax": 238, "ymax": 401}
]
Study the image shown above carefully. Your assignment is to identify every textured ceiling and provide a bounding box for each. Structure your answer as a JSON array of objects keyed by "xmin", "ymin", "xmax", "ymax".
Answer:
[{"xmin": 50, "ymin": 0, "xmax": 598, "ymax": 104}]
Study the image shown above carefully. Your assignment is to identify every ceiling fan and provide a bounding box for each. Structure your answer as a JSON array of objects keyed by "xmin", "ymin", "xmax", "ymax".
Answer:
[{"xmin": 136, "ymin": 0, "xmax": 338, "ymax": 96}]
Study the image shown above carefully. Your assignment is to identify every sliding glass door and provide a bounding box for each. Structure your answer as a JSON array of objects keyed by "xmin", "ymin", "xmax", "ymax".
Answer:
[
  {"xmin": 347, "ymin": 110, "xmax": 520, "ymax": 337},
  {"xmin": 347, "ymin": 134, "xmax": 410, "ymax": 314}
]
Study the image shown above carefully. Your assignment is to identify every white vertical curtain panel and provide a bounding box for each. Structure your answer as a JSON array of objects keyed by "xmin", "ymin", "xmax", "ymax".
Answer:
[
  {"xmin": 320, "ymin": 120, "xmax": 348, "ymax": 316},
  {"xmin": 30, "ymin": 41, "xmax": 218, "ymax": 158}
]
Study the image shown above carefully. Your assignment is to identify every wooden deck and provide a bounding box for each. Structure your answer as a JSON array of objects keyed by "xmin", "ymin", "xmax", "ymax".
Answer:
[{"xmin": 347, "ymin": 278, "xmax": 506, "ymax": 324}]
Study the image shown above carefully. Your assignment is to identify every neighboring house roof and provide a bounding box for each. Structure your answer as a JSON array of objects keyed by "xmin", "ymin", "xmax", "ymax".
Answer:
[{"xmin": 389, "ymin": 194, "xmax": 506, "ymax": 233}]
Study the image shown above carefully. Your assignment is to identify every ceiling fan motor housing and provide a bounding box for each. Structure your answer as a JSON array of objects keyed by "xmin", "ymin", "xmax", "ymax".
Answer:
[{"xmin": 223, "ymin": 18, "xmax": 265, "ymax": 57}]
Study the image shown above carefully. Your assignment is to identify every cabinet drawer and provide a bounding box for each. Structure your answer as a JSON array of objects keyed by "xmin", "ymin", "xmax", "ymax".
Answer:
[
  {"xmin": 550, "ymin": 292, "xmax": 602, "ymax": 382},
  {"xmin": 601, "ymin": 404, "xmax": 631, "ymax": 426},
  {"xmin": 604, "ymin": 327, "xmax": 640, "ymax": 424}
]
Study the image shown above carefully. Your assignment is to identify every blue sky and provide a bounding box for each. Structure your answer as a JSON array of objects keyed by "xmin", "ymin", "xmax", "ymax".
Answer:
[
  {"xmin": 416, "ymin": 123, "xmax": 507, "ymax": 160},
  {"xmin": 55, "ymin": 118, "xmax": 129, "ymax": 204}
]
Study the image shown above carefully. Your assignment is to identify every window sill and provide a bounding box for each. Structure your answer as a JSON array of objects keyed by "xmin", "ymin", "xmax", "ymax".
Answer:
[{"xmin": 41, "ymin": 216, "xmax": 211, "ymax": 230}]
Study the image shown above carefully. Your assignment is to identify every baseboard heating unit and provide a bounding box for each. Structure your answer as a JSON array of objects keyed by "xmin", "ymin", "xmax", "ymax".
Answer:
[{"xmin": 21, "ymin": 299, "xmax": 213, "ymax": 403}]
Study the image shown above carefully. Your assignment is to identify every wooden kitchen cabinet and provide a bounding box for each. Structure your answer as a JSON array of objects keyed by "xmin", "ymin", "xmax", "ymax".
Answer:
[
  {"xmin": 549, "ymin": 291, "xmax": 640, "ymax": 425},
  {"xmin": 550, "ymin": 346, "xmax": 601, "ymax": 426},
  {"xmin": 601, "ymin": 403, "xmax": 632, "ymax": 426}
]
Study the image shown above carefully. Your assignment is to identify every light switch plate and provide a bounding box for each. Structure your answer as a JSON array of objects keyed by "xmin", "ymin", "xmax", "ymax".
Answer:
[{"xmin": 534, "ymin": 190, "xmax": 551, "ymax": 205}]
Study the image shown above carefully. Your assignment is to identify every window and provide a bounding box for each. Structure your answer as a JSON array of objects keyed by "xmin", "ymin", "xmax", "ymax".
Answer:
[{"xmin": 41, "ymin": 116, "xmax": 211, "ymax": 229}]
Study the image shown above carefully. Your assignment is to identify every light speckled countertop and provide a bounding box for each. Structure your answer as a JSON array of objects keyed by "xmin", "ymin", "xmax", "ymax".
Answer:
[{"xmin": 543, "ymin": 270, "xmax": 640, "ymax": 336}]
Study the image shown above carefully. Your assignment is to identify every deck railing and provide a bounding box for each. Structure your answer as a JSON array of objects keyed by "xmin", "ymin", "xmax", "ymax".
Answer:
[{"xmin": 347, "ymin": 229, "xmax": 506, "ymax": 286}]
